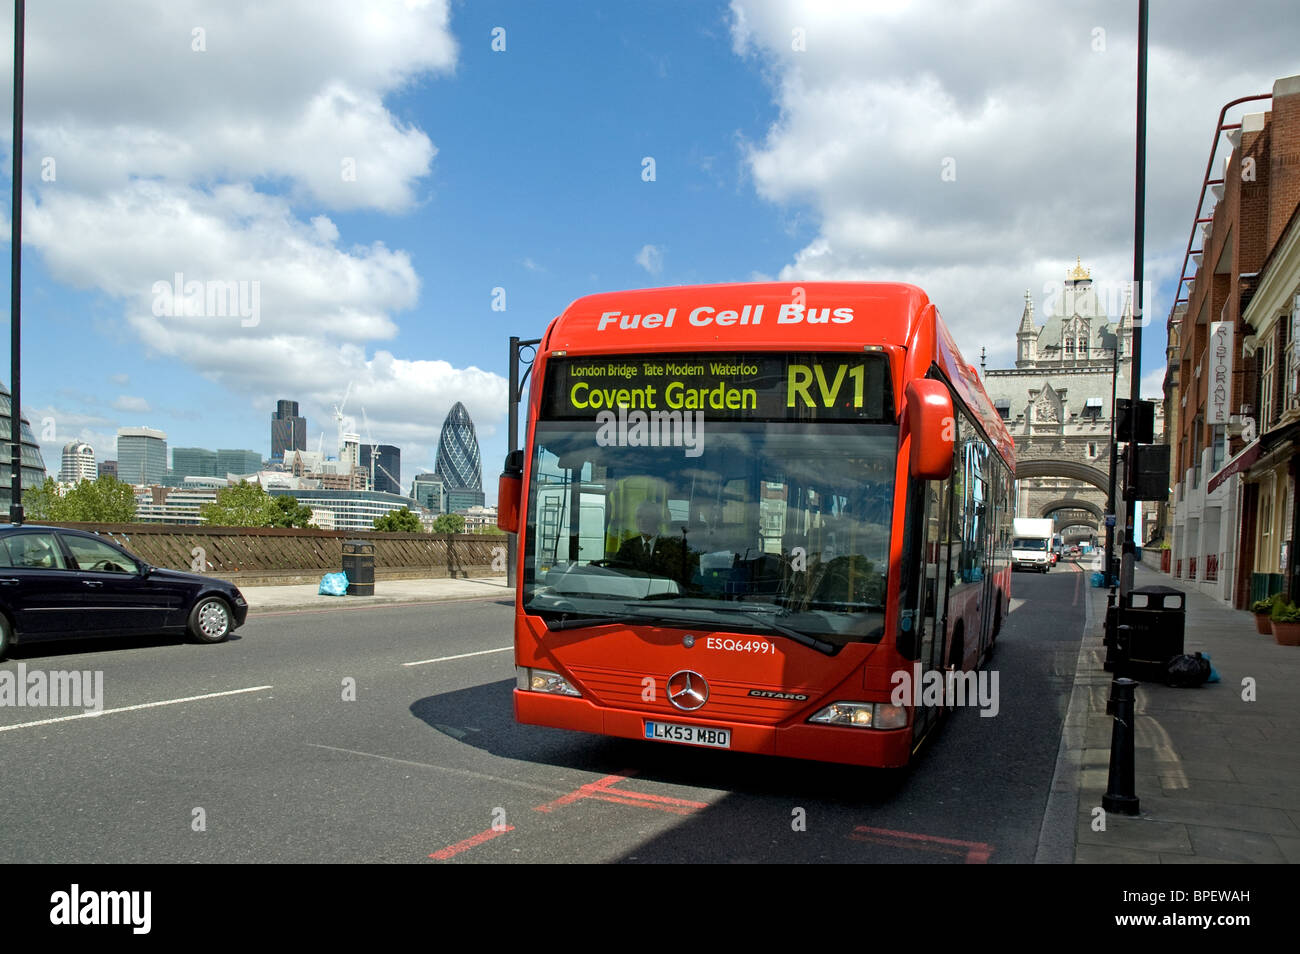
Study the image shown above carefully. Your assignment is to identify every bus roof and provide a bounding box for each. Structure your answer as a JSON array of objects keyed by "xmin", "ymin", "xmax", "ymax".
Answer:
[
  {"xmin": 544, "ymin": 281, "xmax": 930, "ymax": 353},
  {"xmin": 541, "ymin": 280, "xmax": 1015, "ymax": 468}
]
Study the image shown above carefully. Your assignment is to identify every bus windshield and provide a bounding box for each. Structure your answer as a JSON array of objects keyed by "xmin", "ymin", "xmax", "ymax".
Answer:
[{"xmin": 522, "ymin": 352, "xmax": 898, "ymax": 651}]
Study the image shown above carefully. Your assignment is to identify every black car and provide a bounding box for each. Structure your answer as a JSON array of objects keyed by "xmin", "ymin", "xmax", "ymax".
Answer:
[{"xmin": 0, "ymin": 525, "xmax": 248, "ymax": 659}]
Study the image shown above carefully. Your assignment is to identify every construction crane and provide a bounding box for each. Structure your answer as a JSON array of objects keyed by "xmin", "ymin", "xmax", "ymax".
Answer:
[{"xmin": 332, "ymin": 381, "xmax": 353, "ymax": 458}]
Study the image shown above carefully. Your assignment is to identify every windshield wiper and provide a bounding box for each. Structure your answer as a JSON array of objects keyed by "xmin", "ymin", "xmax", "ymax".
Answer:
[
  {"xmin": 621, "ymin": 601, "xmax": 838, "ymax": 655},
  {"xmin": 702, "ymin": 605, "xmax": 838, "ymax": 655},
  {"xmin": 541, "ymin": 614, "xmax": 635, "ymax": 631},
  {"xmin": 540, "ymin": 605, "xmax": 691, "ymax": 631}
]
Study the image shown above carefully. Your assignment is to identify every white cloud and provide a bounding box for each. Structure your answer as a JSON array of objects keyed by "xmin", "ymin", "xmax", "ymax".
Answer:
[
  {"xmin": 635, "ymin": 244, "xmax": 665, "ymax": 276},
  {"xmin": 730, "ymin": 0, "xmax": 1300, "ymax": 368},
  {"xmin": 112, "ymin": 395, "xmax": 152, "ymax": 414},
  {"xmin": 6, "ymin": 0, "xmax": 504, "ymax": 456}
]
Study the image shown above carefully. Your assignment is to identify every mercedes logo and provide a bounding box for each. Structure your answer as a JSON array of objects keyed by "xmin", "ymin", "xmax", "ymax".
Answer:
[{"xmin": 667, "ymin": 670, "xmax": 709, "ymax": 711}]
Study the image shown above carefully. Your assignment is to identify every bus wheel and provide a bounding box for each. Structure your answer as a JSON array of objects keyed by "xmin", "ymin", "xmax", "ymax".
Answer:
[
  {"xmin": 992, "ymin": 594, "xmax": 1003, "ymax": 637},
  {"xmin": 948, "ymin": 625, "xmax": 964, "ymax": 672}
]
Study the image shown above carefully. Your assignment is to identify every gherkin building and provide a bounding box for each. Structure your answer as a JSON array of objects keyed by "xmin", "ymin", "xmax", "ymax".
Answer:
[
  {"xmin": 0, "ymin": 379, "xmax": 50, "ymax": 513},
  {"xmin": 434, "ymin": 401, "xmax": 482, "ymax": 492}
]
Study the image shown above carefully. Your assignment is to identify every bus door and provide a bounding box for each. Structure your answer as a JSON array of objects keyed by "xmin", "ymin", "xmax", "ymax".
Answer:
[
  {"xmin": 974, "ymin": 444, "xmax": 996, "ymax": 660},
  {"xmin": 911, "ymin": 474, "xmax": 952, "ymax": 738}
]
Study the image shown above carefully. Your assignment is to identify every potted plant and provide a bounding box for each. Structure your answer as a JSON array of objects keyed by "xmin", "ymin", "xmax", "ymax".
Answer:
[
  {"xmin": 1252, "ymin": 597, "xmax": 1275, "ymax": 635},
  {"xmin": 1269, "ymin": 598, "xmax": 1300, "ymax": 646}
]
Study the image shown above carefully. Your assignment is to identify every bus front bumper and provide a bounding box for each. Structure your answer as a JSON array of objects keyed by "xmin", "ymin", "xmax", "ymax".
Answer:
[{"xmin": 514, "ymin": 690, "xmax": 913, "ymax": 768}]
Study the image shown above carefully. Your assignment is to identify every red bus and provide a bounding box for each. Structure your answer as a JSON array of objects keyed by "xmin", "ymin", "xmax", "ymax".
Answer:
[{"xmin": 497, "ymin": 282, "xmax": 1015, "ymax": 768}]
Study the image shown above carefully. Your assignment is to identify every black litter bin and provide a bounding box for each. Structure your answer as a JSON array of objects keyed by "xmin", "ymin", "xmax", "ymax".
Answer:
[
  {"xmin": 342, "ymin": 539, "xmax": 375, "ymax": 596},
  {"xmin": 1114, "ymin": 585, "xmax": 1184, "ymax": 678}
]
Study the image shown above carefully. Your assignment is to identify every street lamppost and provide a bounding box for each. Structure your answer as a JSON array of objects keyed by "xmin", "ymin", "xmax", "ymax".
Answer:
[
  {"xmin": 1104, "ymin": 327, "xmax": 1120, "ymax": 589},
  {"xmin": 9, "ymin": 0, "xmax": 26, "ymax": 525},
  {"xmin": 1123, "ymin": 0, "xmax": 1150, "ymax": 598}
]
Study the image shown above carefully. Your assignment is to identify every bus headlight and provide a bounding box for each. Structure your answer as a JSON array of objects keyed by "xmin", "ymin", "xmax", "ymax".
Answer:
[
  {"xmin": 517, "ymin": 667, "xmax": 581, "ymax": 697},
  {"xmin": 808, "ymin": 702, "xmax": 908, "ymax": 730}
]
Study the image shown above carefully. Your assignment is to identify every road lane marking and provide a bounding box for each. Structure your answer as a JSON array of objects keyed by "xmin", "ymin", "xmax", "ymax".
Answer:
[
  {"xmin": 430, "ymin": 825, "xmax": 515, "ymax": 860},
  {"xmin": 402, "ymin": 647, "xmax": 512, "ymax": 667},
  {"xmin": 0, "ymin": 685, "xmax": 274, "ymax": 733},
  {"xmin": 847, "ymin": 825, "xmax": 993, "ymax": 863},
  {"xmin": 305, "ymin": 743, "xmax": 566, "ymax": 796}
]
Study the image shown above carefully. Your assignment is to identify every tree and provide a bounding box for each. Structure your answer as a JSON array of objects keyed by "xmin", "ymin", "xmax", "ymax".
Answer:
[
  {"xmin": 432, "ymin": 512, "xmax": 465, "ymax": 534},
  {"xmin": 25, "ymin": 475, "xmax": 138, "ymax": 523},
  {"xmin": 373, "ymin": 507, "xmax": 423, "ymax": 532},
  {"xmin": 200, "ymin": 481, "xmax": 277, "ymax": 527},
  {"xmin": 270, "ymin": 494, "xmax": 315, "ymax": 528},
  {"xmin": 480, "ymin": 524, "xmax": 505, "ymax": 535}
]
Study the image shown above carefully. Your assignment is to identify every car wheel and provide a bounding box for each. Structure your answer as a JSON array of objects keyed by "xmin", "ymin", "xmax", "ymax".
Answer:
[
  {"xmin": 188, "ymin": 596, "xmax": 232, "ymax": 644},
  {"xmin": 0, "ymin": 614, "xmax": 11, "ymax": 661}
]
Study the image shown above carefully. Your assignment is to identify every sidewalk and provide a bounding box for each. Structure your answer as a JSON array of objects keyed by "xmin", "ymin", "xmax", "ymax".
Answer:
[
  {"xmin": 1065, "ymin": 560, "xmax": 1300, "ymax": 863},
  {"xmin": 241, "ymin": 576, "xmax": 513, "ymax": 613}
]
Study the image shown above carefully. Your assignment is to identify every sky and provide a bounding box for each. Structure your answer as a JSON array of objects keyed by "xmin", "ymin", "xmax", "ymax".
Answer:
[{"xmin": 2, "ymin": 0, "xmax": 1297, "ymax": 505}]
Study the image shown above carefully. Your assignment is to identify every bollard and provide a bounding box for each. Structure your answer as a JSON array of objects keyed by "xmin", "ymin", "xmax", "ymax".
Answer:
[
  {"xmin": 1103, "ymin": 590, "xmax": 1118, "ymax": 673},
  {"xmin": 1102, "ymin": 677, "xmax": 1140, "ymax": 815}
]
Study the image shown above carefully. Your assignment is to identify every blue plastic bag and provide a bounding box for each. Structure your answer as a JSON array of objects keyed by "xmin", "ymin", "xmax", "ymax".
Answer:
[
  {"xmin": 1201, "ymin": 651, "xmax": 1220, "ymax": 683},
  {"xmin": 319, "ymin": 571, "xmax": 350, "ymax": 596}
]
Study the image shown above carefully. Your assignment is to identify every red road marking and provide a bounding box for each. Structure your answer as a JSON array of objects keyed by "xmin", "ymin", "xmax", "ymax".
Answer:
[
  {"xmin": 429, "ymin": 824, "xmax": 515, "ymax": 860},
  {"xmin": 533, "ymin": 772, "xmax": 635, "ymax": 813},
  {"xmin": 430, "ymin": 769, "xmax": 708, "ymax": 859},
  {"xmin": 533, "ymin": 770, "xmax": 707, "ymax": 816},
  {"xmin": 847, "ymin": 825, "xmax": 993, "ymax": 863}
]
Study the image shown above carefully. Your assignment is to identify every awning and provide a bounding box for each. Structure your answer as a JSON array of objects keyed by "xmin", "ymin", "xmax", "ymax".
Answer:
[{"xmin": 1207, "ymin": 441, "xmax": 1261, "ymax": 493}]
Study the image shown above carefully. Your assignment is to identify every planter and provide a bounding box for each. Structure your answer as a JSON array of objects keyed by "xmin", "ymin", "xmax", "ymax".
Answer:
[
  {"xmin": 1271, "ymin": 621, "xmax": 1300, "ymax": 646},
  {"xmin": 1255, "ymin": 613, "xmax": 1273, "ymax": 635}
]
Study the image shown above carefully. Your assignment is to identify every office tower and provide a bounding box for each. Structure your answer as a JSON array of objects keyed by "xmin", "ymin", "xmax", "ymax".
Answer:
[
  {"xmin": 117, "ymin": 427, "xmax": 168, "ymax": 486},
  {"xmin": 0, "ymin": 379, "xmax": 49, "ymax": 510},
  {"xmin": 60, "ymin": 441, "xmax": 97, "ymax": 483},
  {"xmin": 271, "ymin": 399, "xmax": 307, "ymax": 461},
  {"xmin": 434, "ymin": 402, "xmax": 483, "ymax": 496},
  {"xmin": 360, "ymin": 444, "xmax": 402, "ymax": 494}
]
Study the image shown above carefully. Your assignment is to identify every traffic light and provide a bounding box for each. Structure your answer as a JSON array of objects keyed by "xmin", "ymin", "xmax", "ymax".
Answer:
[
  {"xmin": 1125, "ymin": 443, "xmax": 1170, "ymax": 501},
  {"xmin": 1116, "ymin": 398, "xmax": 1156, "ymax": 444}
]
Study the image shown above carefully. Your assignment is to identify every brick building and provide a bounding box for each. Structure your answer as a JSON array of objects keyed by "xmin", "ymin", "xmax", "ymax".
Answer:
[{"xmin": 1165, "ymin": 74, "xmax": 1300, "ymax": 607}]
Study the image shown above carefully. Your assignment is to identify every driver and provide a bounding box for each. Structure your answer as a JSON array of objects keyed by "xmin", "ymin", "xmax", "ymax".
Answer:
[{"xmin": 616, "ymin": 502, "xmax": 666, "ymax": 569}]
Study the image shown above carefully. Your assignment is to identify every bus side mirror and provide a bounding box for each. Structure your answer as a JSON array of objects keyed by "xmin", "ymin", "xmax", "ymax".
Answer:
[
  {"xmin": 905, "ymin": 380, "xmax": 954, "ymax": 480},
  {"xmin": 498, "ymin": 449, "xmax": 525, "ymax": 534}
]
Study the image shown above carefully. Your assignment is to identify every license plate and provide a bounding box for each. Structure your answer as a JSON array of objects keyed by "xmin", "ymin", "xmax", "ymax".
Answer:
[{"xmin": 644, "ymin": 721, "xmax": 731, "ymax": 749}]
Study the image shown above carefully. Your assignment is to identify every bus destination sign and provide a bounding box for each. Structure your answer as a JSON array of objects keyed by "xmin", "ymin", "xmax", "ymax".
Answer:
[{"xmin": 543, "ymin": 353, "xmax": 894, "ymax": 422}]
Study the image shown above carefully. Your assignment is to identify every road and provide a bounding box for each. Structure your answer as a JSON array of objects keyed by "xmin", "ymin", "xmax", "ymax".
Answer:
[{"xmin": 0, "ymin": 565, "xmax": 1090, "ymax": 863}]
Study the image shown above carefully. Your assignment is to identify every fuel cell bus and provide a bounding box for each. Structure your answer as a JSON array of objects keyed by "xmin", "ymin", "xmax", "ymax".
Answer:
[{"xmin": 497, "ymin": 282, "xmax": 1015, "ymax": 768}]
